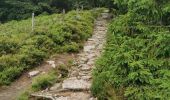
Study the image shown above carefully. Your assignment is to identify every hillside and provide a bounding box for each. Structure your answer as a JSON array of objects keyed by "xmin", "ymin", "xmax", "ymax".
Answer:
[
  {"xmin": 0, "ymin": 0, "xmax": 170, "ymax": 100},
  {"xmin": 0, "ymin": 9, "xmax": 102, "ymax": 85}
]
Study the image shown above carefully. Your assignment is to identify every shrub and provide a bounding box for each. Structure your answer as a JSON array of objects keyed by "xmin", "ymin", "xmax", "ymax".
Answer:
[
  {"xmin": 0, "ymin": 9, "xmax": 103, "ymax": 85},
  {"xmin": 92, "ymin": 4, "xmax": 170, "ymax": 99},
  {"xmin": 17, "ymin": 91, "xmax": 30, "ymax": 100},
  {"xmin": 31, "ymin": 72, "xmax": 57, "ymax": 91},
  {"xmin": 0, "ymin": 67, "xmax": 23, "ymax": 85}
]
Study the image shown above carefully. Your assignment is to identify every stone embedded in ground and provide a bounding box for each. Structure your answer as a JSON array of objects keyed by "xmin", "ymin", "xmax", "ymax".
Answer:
[
  {"xmin": 79, "ymin": 57, "xmax": 89, "ymax": 64},
  {"xmin": 51, "ymin": 63, "xmax": 56, "ymax": 68},
  {"xmin": 89, "ymin": 97, "xmax": 98, "ymax": 100},
  {"xmin": 87, "ymin": 60, "xmax": 95, "ymax": 66},
  {"xmin": 47, "ymin": 60, "xmax": 56, "ymax": 68},
  {"xmin": 47, "ymin": 60, "xmax": 55, "ymax": 65},
  {"xmin": 81, "ymin": 76, "xmax": 92, "ymax": 80},
  {"xmin": 87, "ymin": 54, "xmax": 96, "ymax": 59},
  {"xmin": 70, "ymin": 70, "xmax": 79, "ymax": 76},
  {"xmin": 84, "ymin": 45, "xmax": 95, "ymax": 52},
  {"xmin": 62, "ymin": 77, "xmax": 91, "ymax": 90},
  {"xmin": 28, "ymin": 71, "xmax": 40, "ymax": 77},
  {"xmin": 81, "ymin": 65, "xmax": 91, "ymax": 71},
  {"xmin": 88, "ymin": 38, "xmax": 95, "ymax": 41},
  {"xmin": 80, "ymin": 70, "xmax": 91, "ymax": 75},
  {"xmin": 50, "ymin": 83, "xmax": 61, "ymax": 91}
]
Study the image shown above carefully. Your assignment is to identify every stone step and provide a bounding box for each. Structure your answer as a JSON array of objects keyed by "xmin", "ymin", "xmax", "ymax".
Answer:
[
  {"xmin": 54, "ymin": 92, "xmax": 91, "ymax": 100},
  {"xmin": 62, "ymin": 77, "xmax": 91, "ymax": 90}
]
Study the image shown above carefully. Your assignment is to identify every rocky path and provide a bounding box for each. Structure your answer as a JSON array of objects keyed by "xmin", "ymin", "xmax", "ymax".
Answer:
[{"xmin": 31, "ymin": 12, "xmax": 109, "ymax": 100}]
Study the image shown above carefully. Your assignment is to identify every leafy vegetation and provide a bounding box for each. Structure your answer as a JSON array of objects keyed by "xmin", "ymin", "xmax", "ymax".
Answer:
[
  {"xmin": 92, "ymin": 0, "xmax": 170, "ymax": 100},
  {"xmin": 31, "ymin": 71, "xmax": 57, "ymax": 91},
  {"xmin": 0, "ymin": 9, "xmax": 103, "ymax": 85},
  {"xmin": 0, "ymin": 0, "xmax": 113, "ymax": 23},
  {"xmin": 17, "ymin": 59, "xmax": 73, "ymax": 100}
]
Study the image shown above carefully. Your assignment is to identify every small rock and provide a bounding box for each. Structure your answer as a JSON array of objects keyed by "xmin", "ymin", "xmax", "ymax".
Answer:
[
  {"xmin": 81, "ymin": 65, "xmax": 91, "ymax": 71},
  {"xmin": 87, "ymin": 61, "xmax": 94, "ymax": 66},
  {"xmin": 89, "ymin": 38, "xmax": 95, "ymax": 40},
  {"xmin": 81, "ymin": 76, "xmax": 92, "ymax": 80},
  {"xmin": 70, "ymin": 70, "xmax": 79, "ymax": 76},
  {"xmin": 51, "ymin": 63, "xmax": 56, "ymax": 68},
  {"xmin": 47, "ymin": 60, "xmax": 55, "ymax": 65},
  {"xmin": 50, "ymin": 83, "xmax": 61, "ymax": 91},
  {"xmin": 89, "ymin": 97, "xmax": 98, "ymax": 100},
  {"xmin": 84, "ymin": 46, "xmax": 95, "ymax": 52},
  {"xmin": 80, "ymin": 57, "xmax": 89, "ymax": 62},
  {"xmin": 87, "ymin": 54, "xmax": 96, "ymax": 59},
  {"xmin": 47, "ymin": 60, "xmax": 56, "ymax": 68},
  {"xmin": 79, "ymin": 72, "xmax": 90, "ymax": 76},
  {"xmin": 28, "ymin": 71, "xmax": 40, "ymax": 77}
]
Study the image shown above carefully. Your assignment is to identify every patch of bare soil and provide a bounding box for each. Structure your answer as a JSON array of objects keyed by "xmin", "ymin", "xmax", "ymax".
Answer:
[{"xmin": 0, "ymin": 53, "xmax": 76, "ymax": 100}]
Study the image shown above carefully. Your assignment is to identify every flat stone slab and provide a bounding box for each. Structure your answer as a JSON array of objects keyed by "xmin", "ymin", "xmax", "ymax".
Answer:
[
  {"xmin": 62, "ymin": 77, "xmax": 91, "ymax": 90},
  {"xmin": 28, "ymin": 71, "xmax": 40, "ymax": 77},
  {"xmin": 84, "ymin": 46, "xmax": 95, "ymax": 52}
]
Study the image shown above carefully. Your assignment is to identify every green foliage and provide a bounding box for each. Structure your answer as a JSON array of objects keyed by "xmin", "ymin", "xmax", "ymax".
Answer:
[
  {"xmin": 0, "ymin": 0, "xmax": 113, "ymax": 23},
  {"xmin": 0, "ymin": 67, "xmax": 23, "ymax": 85},
  {"xmin": 31, "ymin": 72, "xmax": 57, "ymax": 91},
  {"xmin": 17, "ymin": 90, "xmax": 30, "ymax": 100},
  {"xmin": 0, "ymin": 9, "xmax": 102, "ymax": 85},
  {"xmin": 92, "ymin": 1, "xmax": 170, "ymax": 99}
]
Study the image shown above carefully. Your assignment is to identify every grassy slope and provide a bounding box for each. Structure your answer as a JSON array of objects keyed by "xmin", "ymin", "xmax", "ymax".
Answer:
[{"xmin": 0, "ymin": 9, "xmax": 103, "ymax": 85}]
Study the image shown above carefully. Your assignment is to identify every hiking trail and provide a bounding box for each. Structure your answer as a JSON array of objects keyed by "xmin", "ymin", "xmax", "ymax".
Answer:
[{"xmin": 31, "ymin": 11, "xmax": 109, "ymax": 100}]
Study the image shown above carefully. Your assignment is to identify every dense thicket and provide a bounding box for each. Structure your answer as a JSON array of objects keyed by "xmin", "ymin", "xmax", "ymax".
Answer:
[
  {"xmin": 0, "ymin": 0, "xmax": 113, "ymax": 23},
  {"xmin": 0, "ymin": 9, "xmax": 102, "ymax": 85},
  {"xmin": 92, "ymin": 0, "xmax": 170, "ymax": 100}
]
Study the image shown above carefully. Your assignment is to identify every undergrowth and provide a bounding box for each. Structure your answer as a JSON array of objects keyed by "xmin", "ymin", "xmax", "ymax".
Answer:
[
  {"xmin": 0, "ymin": 8, "xmax": 104, "ymax": 85},
  {"xmin": 92, "ymin": 1, "xmax": 170, "ymax": 100},
  {"xmin": 17, "ymin": 60, "xmax": 73, "ymax": 100}
]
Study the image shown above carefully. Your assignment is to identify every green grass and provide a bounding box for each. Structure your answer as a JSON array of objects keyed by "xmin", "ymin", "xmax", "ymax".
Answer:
[
  {"xmin": 31, "ymin": 71, "xmax": 57, "ymax": 91},
  {"xmin": 0, "ymin": 9, "xmax": 103, "ymax": 85}
]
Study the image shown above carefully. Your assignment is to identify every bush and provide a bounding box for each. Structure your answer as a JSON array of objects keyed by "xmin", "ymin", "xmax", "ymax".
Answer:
[
  {"xmin": 0, "ymin": 9, "xmax": 103, "ymax": 85},
  {"xmin": 0, "ymin": 67, "xmax": 23, "ymax": 85},
  {"xmin": 31, "ymin": 72, "xmax": 57, "ymax": 91},
  {"xmin": 92, "ymin": 3, "xmax": 170, "ymax": 99},
  {"xmin": 17, "ymin": 91, "xmax": 30, "ymax": 100}
]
